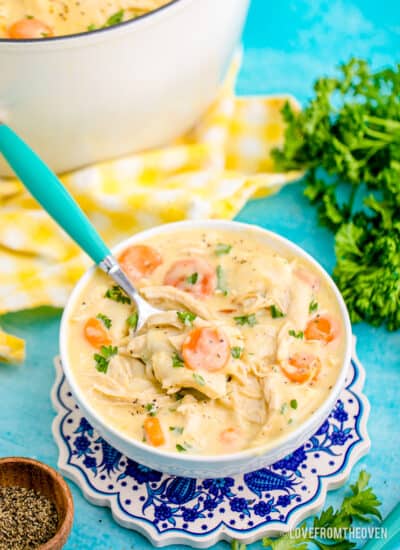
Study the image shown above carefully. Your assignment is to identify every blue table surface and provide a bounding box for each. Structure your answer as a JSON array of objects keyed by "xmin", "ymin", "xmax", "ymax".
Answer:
[{"xmin": 1, "ymin": 1, "xmax": 400, "ymax": 549}]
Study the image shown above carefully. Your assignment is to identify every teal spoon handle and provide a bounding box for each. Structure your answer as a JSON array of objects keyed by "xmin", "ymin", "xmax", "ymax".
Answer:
[
  {"xmin": 363, "ymin": 502, "xmax": 400, "ymax": 549},
  {"xmin": 0, "ymin": 123, "xmax": 110, "ymax": 265}
]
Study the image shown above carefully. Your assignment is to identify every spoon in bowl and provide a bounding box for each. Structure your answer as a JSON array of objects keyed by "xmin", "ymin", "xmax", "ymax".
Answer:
[{"xmin": 0, "ymin": 123, "xmax": 162, "ymax": 330}]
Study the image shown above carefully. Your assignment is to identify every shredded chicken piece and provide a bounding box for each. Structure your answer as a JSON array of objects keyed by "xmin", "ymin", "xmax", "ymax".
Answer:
[
  {"xmin": 126, "ymin": 334, "xmax": 148, "ymax": 359},
  {"xmin": 234, "ymin": 291, "xmax": 273, "ymax": 313},
  {"xmin": 144, "ymin": 311, "xmax": 183, "ymax": 329},
  {"xmin": 141, "ymin": 285, "xmax": 215, "ymax": 320}
]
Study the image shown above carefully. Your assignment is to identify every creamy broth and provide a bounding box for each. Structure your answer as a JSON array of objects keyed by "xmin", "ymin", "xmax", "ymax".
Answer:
[
  {"xmin": 66, "ymin": 228, "xmax": 345, "ymax": 456},
  {"xmin": 0, "ymin": 1, "xmax": 171, "ymax": 38}
]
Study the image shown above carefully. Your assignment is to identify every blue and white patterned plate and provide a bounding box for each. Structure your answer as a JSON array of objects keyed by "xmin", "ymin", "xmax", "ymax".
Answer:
[{"xmin": 51, "ymin": 339, "xmax": 370, "ymax": 547}]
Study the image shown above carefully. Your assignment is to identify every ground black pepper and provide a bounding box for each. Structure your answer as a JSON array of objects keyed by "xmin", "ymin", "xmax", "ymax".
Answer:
[{"xmin": 0, "ymin": 486, "xmax": 58, "ymax": 549}]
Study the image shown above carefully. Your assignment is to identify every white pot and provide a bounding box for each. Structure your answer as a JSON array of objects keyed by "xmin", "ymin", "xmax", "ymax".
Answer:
[
  {"xmin": 0, "ymin": 0, "xmax": 250, "ymax": 176},
  {"xmin": 60, "ymin": 220, "xmax": 353, "ymax": 478}
]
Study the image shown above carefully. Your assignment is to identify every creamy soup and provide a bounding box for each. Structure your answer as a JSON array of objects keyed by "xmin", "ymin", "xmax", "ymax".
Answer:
[
  {"xmin": 0, "ymin": 1, "xmax": 171, "ymax": 38},
  {"xmin": 66, "ymin": 228, "xmax": 345, "ymax": 456}
]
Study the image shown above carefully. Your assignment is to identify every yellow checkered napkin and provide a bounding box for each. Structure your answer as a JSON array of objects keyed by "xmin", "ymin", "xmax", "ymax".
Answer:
[{"xmin": 0, "ymin": 62, "xmax": 302, "ymax": 364}]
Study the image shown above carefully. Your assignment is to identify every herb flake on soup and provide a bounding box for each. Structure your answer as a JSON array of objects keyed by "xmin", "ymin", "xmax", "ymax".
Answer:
[{"xmin": 66, "ymin": 228, "xmax": 345, "ymax": 456}]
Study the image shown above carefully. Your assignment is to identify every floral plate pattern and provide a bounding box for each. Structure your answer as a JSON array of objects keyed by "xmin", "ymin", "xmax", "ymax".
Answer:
[{"xmin": 51, "ymin": 340, "xmax": 370, "ymax": 547}]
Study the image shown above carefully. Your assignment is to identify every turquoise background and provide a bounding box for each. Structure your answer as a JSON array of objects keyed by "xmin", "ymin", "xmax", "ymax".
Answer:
[{"xmin": 1, "ymin": 0, "xmax": 399, "ymax": 548}]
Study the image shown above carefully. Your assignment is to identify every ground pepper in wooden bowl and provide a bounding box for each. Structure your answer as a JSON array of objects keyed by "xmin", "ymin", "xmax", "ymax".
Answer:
[
  {"xmin": 0, "ymin": 486, "xmax": 58, "ymax": 549},
  {"xmin": 0, "ymin": 457, "xmax": 73, "ymax": 550}
]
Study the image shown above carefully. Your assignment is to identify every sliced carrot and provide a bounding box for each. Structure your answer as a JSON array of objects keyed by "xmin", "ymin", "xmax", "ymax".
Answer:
[
  {"xmin": 281, "ymin": 353, "xmax": 321, "ymax": 384},
  {"xmin": 119, "ymin": 244, "xmax": 162, "ymax": 282},
  {"xmin": 143, "ymin": 417, "xmax": 165, "ymax": 447},
  {"xmin": 164, "ymin": 258, "xmax": 216, "ymax": 298},
  {"xmin": 305, "ymin": 316, "xmax": 337, "ymax": 343},
  {"xmin": 182, "ymin": 327, "xmax": 230, "ymax": 372},
  {"xmin": 84, "ymin": 318, "xmax": 111, "ymax": 348},
  {"xmin": 8, "ymin": 18, "xmax": 53, "ymax": 39},
  {"xmin": 220, "ymin": 427, "xmax": 241, "ymax": 445}
]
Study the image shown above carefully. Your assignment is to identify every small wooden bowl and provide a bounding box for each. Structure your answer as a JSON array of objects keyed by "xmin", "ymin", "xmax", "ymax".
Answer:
[{"xmin": 0, "ymin": 457, "xmax": 74, "ymax": 550}]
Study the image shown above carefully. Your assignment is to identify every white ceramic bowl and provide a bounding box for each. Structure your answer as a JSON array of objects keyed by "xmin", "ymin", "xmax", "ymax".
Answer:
[
  {"xmin": 0, "ymin": 0, "xmax": 250, "ymax": 176},
  {"xmin": 59, "ymin": 220, "xmax": 352, "ymax": 478}
]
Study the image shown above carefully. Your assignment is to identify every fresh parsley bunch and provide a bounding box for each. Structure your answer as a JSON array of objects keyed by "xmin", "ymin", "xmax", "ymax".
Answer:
[
  {"xmin": 272, "ymin": 59, "xmax": 400, "ymax": 330},
  {"xmin": 232, "ymin": 471, "xmax": 381, "ymax": 550}
]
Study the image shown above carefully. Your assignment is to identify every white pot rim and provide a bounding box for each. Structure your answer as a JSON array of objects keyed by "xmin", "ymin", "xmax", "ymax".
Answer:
[
  {"xmin": 0, "ymin": 0, "xmax": 192, "ymax": 48},
  {"xmin": 59, "ymin": 219, "xmax": 353, "ymax": 468}
]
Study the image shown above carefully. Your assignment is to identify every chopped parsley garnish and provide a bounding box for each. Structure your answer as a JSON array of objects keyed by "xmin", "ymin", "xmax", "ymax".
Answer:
[
  {"xmin": 172, "ymin": 352, "xmax": 185, "ymax": 368},
  {"xmin": 176, "ymin": 443, "xmax": 188, "ymax": 452},
  {"xmin": 169, "ymin": 426, "xmax": 184, "ymax": 435},
  {"xmin": 105, "ymin": 9, "xmax": 124, "ymax": 27},
  {"xmin": 231, "ymin": 346, "xmax": 243, "ymax": 359},
  {"xmin": 270, "ymin": 304, "xmax": 285, "ymax": 318},
  {"xmin": 193, "ymin": 373, "xmax": 205, "ymax": 386},
  {"xmin": 261, "ymin": 470, "xmax": 382, "ymax": 550},
  {"xmin": 309, "ymin": 299, "xmax": 319, "ymax": 314},
  {"xmin": 177, "ymin": 311, "xmax": 197, "ymax": 327},
  {"xmin": 174, "ymin": 391, "xmax": 185, "ymax": 401},
  {"xmin": 26, "ymin": 15, "xmax": 34, "ymax": 19},
  {"xmin": 216, "ymin": 265, "xmax": 229, "ymax": 296},
  {"xmin": 215, "ymin": 243, "xmax": 232, "ymax": 256},
  {"xmin": 288, "ymin": 418, "xmax": 294, "ymax": 425},
  {"xmin": 93, "ymin": 354, "xmax": 108, "ymax": 373},
  {"xmin": 186, "ymin": 272, "xmax": 198, "ymax": 285},
  {"xmin": 127, "ymin": 312, "xmax": 139, "ymax": 330},
  {"xmin": 145, "ymin": 403, "xmax": 157, "ymax": 416},
  {"xmin": 290, "ymin": 399, "xmax": 298, "ymax": 410},
  {"xmin": 280, "ymin": 403, "xmax": 288, "ymax": 414},
  {"xmin": 272, "ymin": 59, "xmax": 400, "ymax": 331},
  {"xmin": 289, "ymin": 329, "xmax": 304, "ymax": 339},
  {"xmin": 93, "ymin": 345, "xmax": 118, "ymax": 373},
  {"xmin": 87, "ymin": 23, "xmax": 96, "ymax": 31},
  {"xmin": 105, "ymin": 285, "xmax": 131, "ymax": 304},
  {"xmin": 96, "ymin": 313, "xmax": 112, "ymax": 329},
  {"xmin": 234, "ymin": 313, "xmax": 257, "ymax": 327}
]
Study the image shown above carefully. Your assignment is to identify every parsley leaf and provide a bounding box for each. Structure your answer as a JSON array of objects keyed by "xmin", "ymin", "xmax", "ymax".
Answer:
[
  {"xmin": 174, "ymin": 391, "xmax": 185, "ymax": 401},
  {"xmin": 186, "ymin": 272, "xmax": 198, "ymax": 285},
  {"xmin": 176, "ymin": 311, "xmax": 197, "ymax": 327},
  {"xmin": 231, "ymin": 346, "xmax": 243, "ymax": 359},
  {"xmin": 289, "ymin": 329, "xmax": 304, "ymax": 339},
  {"xmin": 215, "ymin": 243, "xmax": 232, "ymax": 256},
  {"xmin": 309, "ymin": 300, "xmax": 319, "ymax": 314},
  {"xmin": 93, "ymin": 354, "xmax": 108, "ymax": 373},
  {"xmin": 127, "ymin": 312, "xmax": 139, "ymax": 330},
  {"xmin": 102, "ymin": 345, "xmax": 118, "ymax": 358},
  {"xmin": 193, "ymin": 373, "xmax": 205, "ymax": 386},
  {"xmin": 93, "ymin": 345, "xmax": 118, "ymax": 373},
  {"xmin": 172, "ymin": 352, "xmax": 185, "ymax": 368},
  {"xmin": 290, "ymin": 399, "xmax": 298, "ymax": 410},
  {"xmin": 216, "ymin": 265, "xmax": 229, "ymax": 295},
  {"xmin": 105, "ymin": 285, "xmax": 131, "ymax": 304},
  {"xmin": 96, "ymin": 313, "xmax": 112, "ymax": 329},
  {"xmin": 105, "ymin": 9, "xmax": 124, "ymax": 27},
  {"xmin": 145, "ymin": 403, "xmax": 157, "ymax": 416},
  {"xmin": 176, "ymin": 443, "xmax": 188, "ymax": 452},
  {"xmin": 341, "ymin": 471, "xmax": 382, "ymax": 522},
  {"xmin": 234, "ymin": 314, "xmax": 257, "ymax": 326},
  {"xmin": 169, "ymin": 426, "xmax": 184, "ymax": 435},
  {"xmin": 270, "ymin": 305, "xmax": 285, "ymax": 318}
]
